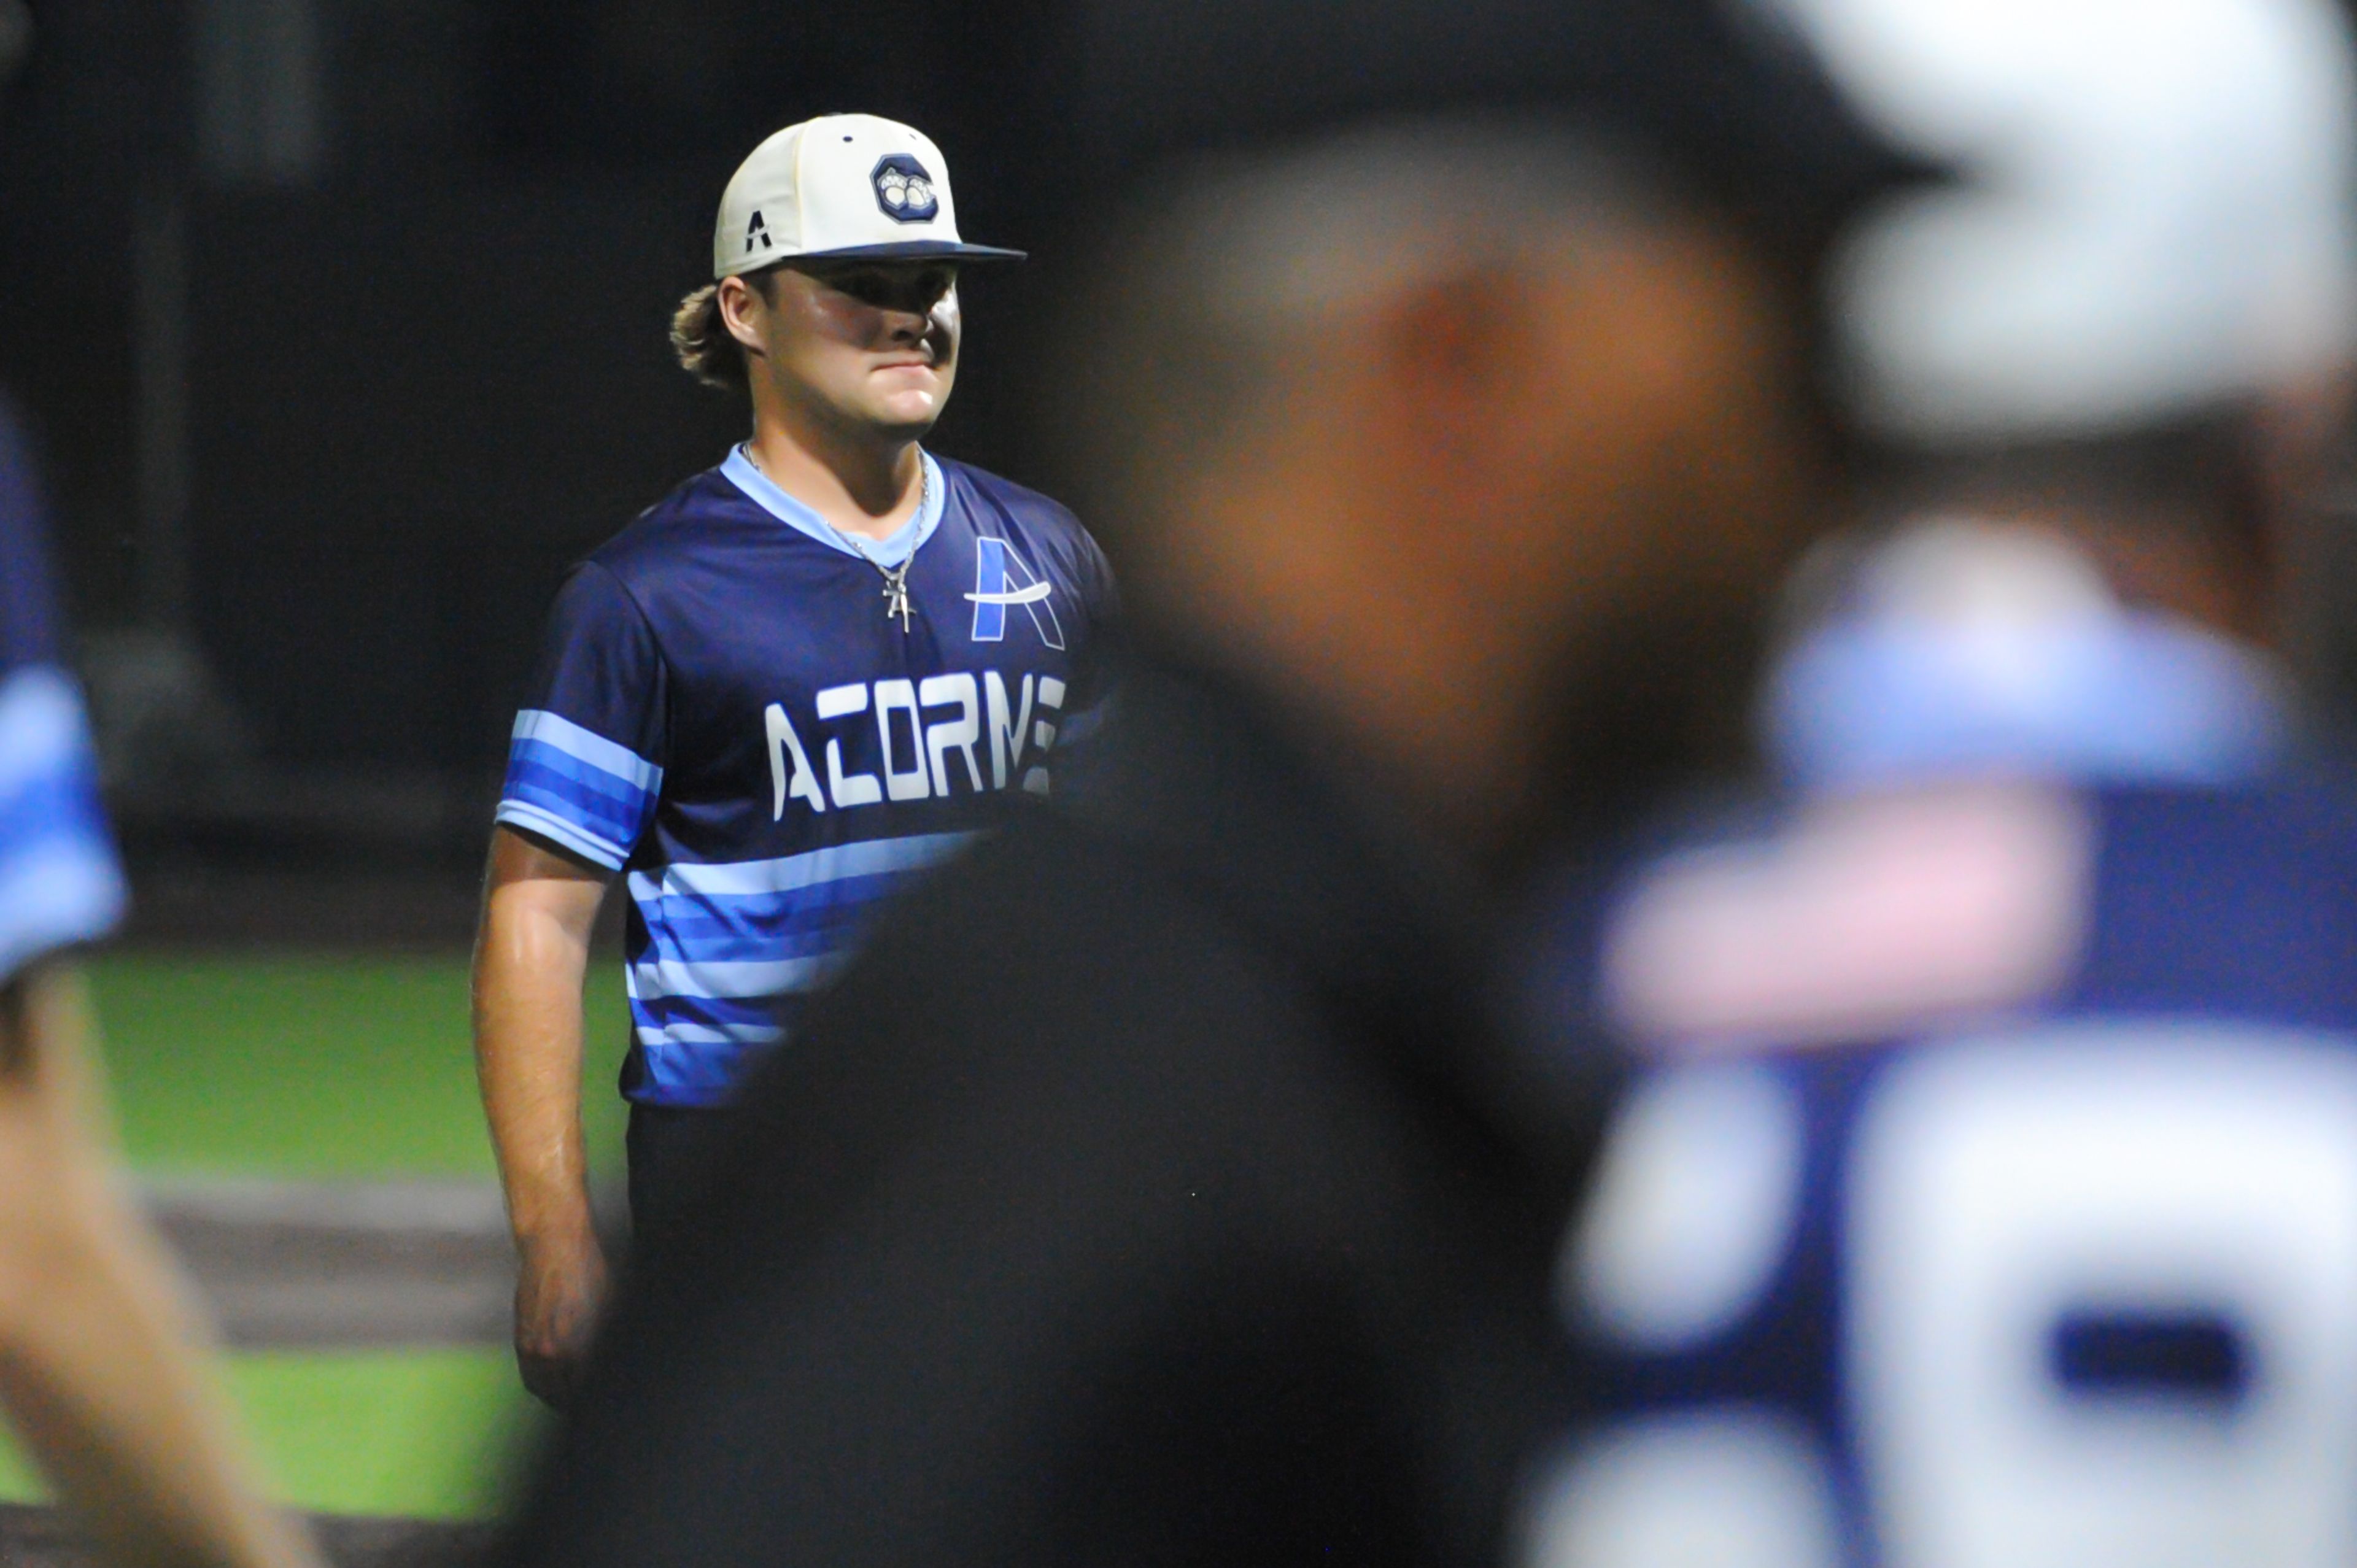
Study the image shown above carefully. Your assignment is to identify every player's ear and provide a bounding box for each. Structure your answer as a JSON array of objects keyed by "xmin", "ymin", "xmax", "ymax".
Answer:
[{"xmin": 716, "ymin": 274, "xmax": 770, "ymax": 355}]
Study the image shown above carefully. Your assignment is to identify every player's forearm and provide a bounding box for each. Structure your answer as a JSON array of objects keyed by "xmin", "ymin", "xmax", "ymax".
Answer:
[
  {"xmin": 0, "ymin": 969, "xmax": 320, "ymax": 1568},
  {"xmin": 473, "ymin": 891, "xmax": 599, "ymax": 1249}
]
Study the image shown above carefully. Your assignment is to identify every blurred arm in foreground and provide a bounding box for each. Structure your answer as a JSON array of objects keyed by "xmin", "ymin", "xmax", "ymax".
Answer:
[
  {"xmin": 471, "ymin": 828, "xmax": 609, "ymax": 1408},
  {"xmin": 497, "ymin": 2, "xmax": 1911, "ymax": 1563},
  {"xmin": 0, "ymin": 396, "xmax": 317, "ymax": 1567},
  {"xmin": 0, "ymin": 968, "xmax": 314, "ymax": 1568}
]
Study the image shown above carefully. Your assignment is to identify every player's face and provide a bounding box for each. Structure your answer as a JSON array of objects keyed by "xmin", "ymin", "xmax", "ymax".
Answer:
[{"xmin": 761, "ymin": 263, "xmax": 961, "ymax": 437}]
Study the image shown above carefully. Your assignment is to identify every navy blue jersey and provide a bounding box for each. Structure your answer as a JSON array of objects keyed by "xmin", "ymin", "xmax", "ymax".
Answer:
[
  {"xmin": 1538, "ymin": 775, "xmax": 2357, "ymax": 1567},
  {"xmin": 497, "ymin": 448, "xmax": 1116, "ymax": 1106},
  {"xmin": 0, "ymin": 400, "xmax": 125, "ymax": 982}
]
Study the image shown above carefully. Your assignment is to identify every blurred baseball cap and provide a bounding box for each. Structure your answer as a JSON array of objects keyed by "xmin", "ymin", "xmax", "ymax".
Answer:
[
  {"xmin": 1768, "ymin": 0, "xmax": 2357, "ymax": 441},
  {"xmin": 1070, "ymin": 0, "xmax": 1931, "ymax": 272},
  {"xmin": 712, "ymin": 113, "xmax": 1026, "ymax": 279}
]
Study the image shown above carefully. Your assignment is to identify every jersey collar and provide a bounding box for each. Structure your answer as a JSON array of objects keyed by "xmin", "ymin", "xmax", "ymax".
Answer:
[
  {"xmin": 1765, "ymin": 520, "xmax": 2291, "ymax": 792},
  {"xmin": 720, "ymin": 444, "xmax": 946, "ymax": 570}
]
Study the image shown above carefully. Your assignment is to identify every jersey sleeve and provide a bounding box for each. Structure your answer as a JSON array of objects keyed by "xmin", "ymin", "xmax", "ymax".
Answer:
[
  {"xmin": 0, "ymin": 670, "xmax": 126, "ymax": 984},
  {"xmin": 0, "ymin": 408, "xmax": 127, "ymax": 983},
  {"xmin": 495, "ymin": 561, "xmax": 669, "ymax": 871}
]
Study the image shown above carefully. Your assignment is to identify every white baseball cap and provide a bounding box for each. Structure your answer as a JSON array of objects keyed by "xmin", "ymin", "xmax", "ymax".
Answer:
[
  {"xmin": 711, "ymin": 112, "xmax": 1025, "ymax": 279},
  {"xmin": 1765, "ymin": 0, "xmax": 2357, "ymax": 442}
]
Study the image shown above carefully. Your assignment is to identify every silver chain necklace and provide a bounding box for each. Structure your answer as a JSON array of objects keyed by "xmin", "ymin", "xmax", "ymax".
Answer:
[{"xmin": 747, "ymin": 444, "xmax": 926, "ymax": 633}]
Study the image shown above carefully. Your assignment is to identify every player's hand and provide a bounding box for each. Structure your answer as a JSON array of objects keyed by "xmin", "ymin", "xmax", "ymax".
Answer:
[{"xmin": 513, "ymin": 1228, "xmax": 609, "ymax": 1408}]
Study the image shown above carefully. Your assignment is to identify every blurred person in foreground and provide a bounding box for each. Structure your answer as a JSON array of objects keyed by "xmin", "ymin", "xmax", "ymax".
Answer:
[
  {"xmin": 493, "ymin": 2, "xmax": 1913, "ymax": 1562},
  {"xmin": 0, "ymin": 6, "xmax": 318, "ymax": 1565},
  {"xmin": 1540, "ymin": 0, "xmax": 2357, "ymax": 1562},
  {"xmin": 473, "ymin": 113, "xmax": 1115, "ymax": 1405},
  {"xmin": 0, "ymin": 412, "xmax": 319, "ymax": 1566}
]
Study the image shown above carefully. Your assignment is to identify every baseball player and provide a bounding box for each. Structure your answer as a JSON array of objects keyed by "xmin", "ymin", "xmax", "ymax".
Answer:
[
  {"xmin": 1538, "ymin": 0, "xmax": 2357, "ymax": 1561},
  {"xmin": 0, "ymin": 395, "xmax": 318, "ymax": 1567},
  {"xmin": 473, "ymin": 114, "xmax": 1117, "ymax": 1404}
]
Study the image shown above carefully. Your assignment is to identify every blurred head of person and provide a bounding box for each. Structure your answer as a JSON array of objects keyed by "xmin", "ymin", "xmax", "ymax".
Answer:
[
  {"xmin": 1759, "ymin": 0, "xmax": 2357, "ymax": 792},
  {"xmin": 1049, "ymin": 0, "xmax": 1916, "ymax": 870}
]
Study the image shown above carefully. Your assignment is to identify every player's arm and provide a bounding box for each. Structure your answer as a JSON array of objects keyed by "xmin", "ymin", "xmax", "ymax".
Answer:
[
  {"xmin": 0, "ymin": 962, "xmax": 320, "ymax": 1568},
  {"xmin": 473, "ymin": 824, "xmax": 612, "ymax": 1407}
]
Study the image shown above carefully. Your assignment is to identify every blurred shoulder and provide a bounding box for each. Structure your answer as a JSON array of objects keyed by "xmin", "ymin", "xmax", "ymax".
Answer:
[
  {"xmin": 1600, "ymin": 781, "xmax": 2095, "ymax": 1053},
  {"xmin": 1598, "ymin": 769, "xmax": 2357, "ymax": 1057},
  {"xmin": 2099, "ymin": 762, "xmax": 2357, "ymax": 861}
]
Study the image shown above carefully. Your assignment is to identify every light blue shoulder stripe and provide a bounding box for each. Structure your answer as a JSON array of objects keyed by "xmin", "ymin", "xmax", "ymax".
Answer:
[
  {"xmin": 626, "ymin": 830, "xmax": 977, "ymax": 903},
  {"xmin": 718, "ymin": 446, "xmax": 945, "ymax": 570},
  {"xmin": 0, "ymin": 838, "xmax": 126, "ymax": 983},
  {"xmin": 1767, "ymin": 609, "xmax": 2289, "ymax": 792},
  {"xmin": 0, "ymin": 666, "xmax": 88, "ymax": 801},
  {"xmin": 510, "ymin": 709, "xmax": 663, "ymax": 793},
  {"xmin": 635, "ymin": 1021, "xmax": 784, "ymax": 1049},
  {"xmin": 0, "ymin": 667, "xmax": 126, "ymax": 979}
]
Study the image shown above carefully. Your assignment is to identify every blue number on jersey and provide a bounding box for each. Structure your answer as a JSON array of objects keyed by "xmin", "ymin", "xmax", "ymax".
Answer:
[{"xmin": 1535, "ymin": 777, "xmax": 2357, "ymax": 1568}]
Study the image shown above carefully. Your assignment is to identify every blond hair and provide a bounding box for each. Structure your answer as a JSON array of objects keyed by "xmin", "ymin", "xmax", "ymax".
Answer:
[{"xmin": 668, "ymin": 266, "xmax": 785, "ymax": 391}]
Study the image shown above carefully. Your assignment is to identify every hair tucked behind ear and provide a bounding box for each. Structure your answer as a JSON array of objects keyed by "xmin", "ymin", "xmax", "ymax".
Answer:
[
  {"xmin": 671, "ymin": 266, "xmax": 784, "ymax": 391},
  {"xmin": 670, "ymin": 285, "xmax": 738, "ymax": 390}
]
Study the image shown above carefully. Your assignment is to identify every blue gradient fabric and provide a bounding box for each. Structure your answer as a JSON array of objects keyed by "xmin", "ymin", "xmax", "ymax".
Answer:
[{"xmin": 497, "ymin": 449, "xmax": 1115, "ymax": 1105}]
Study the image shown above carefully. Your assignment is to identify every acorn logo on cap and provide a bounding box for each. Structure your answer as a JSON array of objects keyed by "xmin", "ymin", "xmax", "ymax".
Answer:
[
  {"xmin": 711, "ymin": 112, "xmax": 1025, "ymax": 279},
  {"xmin": 872, "ymin": 155, "xmax": 940, "ymax": 223}
]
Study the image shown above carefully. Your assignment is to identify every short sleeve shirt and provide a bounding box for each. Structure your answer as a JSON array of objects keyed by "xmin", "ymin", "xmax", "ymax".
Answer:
[{"xmin": 497, "ymin": 449, "xmax": 1118, "ymax": 1106}]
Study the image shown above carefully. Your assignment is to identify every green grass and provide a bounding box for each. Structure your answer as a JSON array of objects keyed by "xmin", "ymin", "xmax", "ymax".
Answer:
[
  {"xmin": 7, "ymin": 953, "xmax": 641, "ymax": 1517},
  {"xmin": 231, "ymin": 1350, "xmax": 548, "ymax": 1519},
  {"xmin": 87, "ymin": 952, "xmax": 631, "ymax": 1181},
  {"xmin": 0, "ymin": 1351, "xmax": 549, "ymax": 1520}
]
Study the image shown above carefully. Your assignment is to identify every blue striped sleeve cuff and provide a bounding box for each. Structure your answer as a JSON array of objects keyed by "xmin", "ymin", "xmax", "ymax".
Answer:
[
  {"xmin": 0, "ymin": 666, "xmax": 128, "ymax": 981},
  {"xmin": 495, "ymin": 709, "xmax": 662, "ymax": 870}
]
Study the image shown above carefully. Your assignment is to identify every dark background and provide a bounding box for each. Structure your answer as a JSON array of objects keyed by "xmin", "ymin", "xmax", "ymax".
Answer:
[
  {"xmin": 7, "ymin": 0, "xmax": 2357, "ymax": 908},
  {"xmin": 0, "ymin": 0, "xmax": 1082, "ymax": 888}
]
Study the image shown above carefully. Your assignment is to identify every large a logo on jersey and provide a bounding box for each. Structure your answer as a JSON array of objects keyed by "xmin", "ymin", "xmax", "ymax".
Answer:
[
  {"xmin": 871, "ymin": 155, "xmax": 940, "ymax": 223},
  {"xmin": 967, "ymin": 537, "xmax": 1064, "ymax": 650}
]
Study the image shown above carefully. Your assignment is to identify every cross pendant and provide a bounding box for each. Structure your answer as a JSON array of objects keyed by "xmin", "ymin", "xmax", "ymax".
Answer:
[{"xmin": 884, "ymin": 575, "xmax": 913, "ymax": 632}]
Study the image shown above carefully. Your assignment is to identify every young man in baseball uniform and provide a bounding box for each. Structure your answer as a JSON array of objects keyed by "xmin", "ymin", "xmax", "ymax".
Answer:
[{"xmin": 473, "ymin": 114, "xmax": 1116, "ymax": 1404}]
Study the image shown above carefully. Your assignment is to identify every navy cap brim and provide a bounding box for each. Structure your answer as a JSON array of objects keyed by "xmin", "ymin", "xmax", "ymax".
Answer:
[{"xmin": 791, "ymin": 240, "xmax": 1028, "ymax": 263}]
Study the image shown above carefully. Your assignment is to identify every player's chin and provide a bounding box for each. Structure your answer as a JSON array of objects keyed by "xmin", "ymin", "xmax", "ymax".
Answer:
[{"xmin": 865, "ymin": 388, "xmax": 950, "ymax": 434}]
